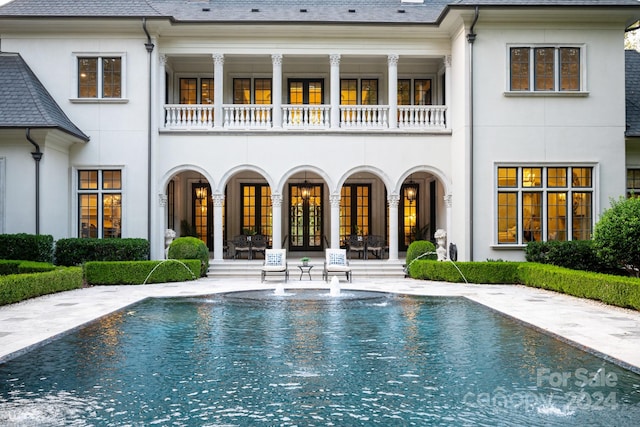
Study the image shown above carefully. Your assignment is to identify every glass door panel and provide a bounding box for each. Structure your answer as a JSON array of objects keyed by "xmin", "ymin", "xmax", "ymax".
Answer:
[{"xmin": 289, "ymin": 184, "xmax": 323, "ymax": 251}]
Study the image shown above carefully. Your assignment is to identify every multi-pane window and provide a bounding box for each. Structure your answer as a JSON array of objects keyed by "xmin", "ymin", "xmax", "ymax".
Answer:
[
  {"xmin": 509, "ymin": 46, "xmax": 581, "ymax": 92},
  {"xmin": 398, "ymin": 79, "xmax": 432, "ymax": 105},
  {"xmin": 241, "ymin": 184, "xmax": 272, "ymax": 244},
  {"xmin": 78, "ymin": 57, "xmax": 122, "ymax": 98},
  {"xmin": 179, "ymin": 78, "xmax": 213, "ymax": 104},
  {"xmin": 340, "ymin": 184, "xmax": 371, "ymax": 244},
  {"xmin": 496, "ymin": 166, "xmax": 593, "ymax": 244},
  {"xmin": 339, "ymin": 79, "xmax": 378, "ymax": 105},
  {"xmin": 78, "ymin": 170, "xmax": 122, "ymax": 238},
  {"xmin": 233, "ymin": 78, "xmax": 272, "ymax": 104},
  {"xmin": 626, "ymin": 169, "xmax": 640, "ymax": 197}
]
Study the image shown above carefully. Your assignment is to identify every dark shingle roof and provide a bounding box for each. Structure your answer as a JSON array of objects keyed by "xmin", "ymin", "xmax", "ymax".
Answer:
[
  {"xmin": 0, "ymin": 52, "xmax": 89, "ymax": 142},
  {"xmin": 0, "ymin": 0, "xmax": 638, "ymax": 24},
  {"xmin": 627, "ymin": 49, "xmax": 640, "ymax": 137}
]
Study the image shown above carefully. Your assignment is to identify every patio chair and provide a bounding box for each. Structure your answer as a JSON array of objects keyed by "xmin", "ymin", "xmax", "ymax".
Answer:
[
  {"xmin": 366, "ymin": 235, "xmax": 386, "ymax": 259},
  {"xmin": 251, "ymin": 234, "xmax": 268, "ymax": 259},
  {"xmin": 261, "ymin": 249, "xmax": 289, "ymax": 283},
  {"xmin": 347, "ymin": 234, "xmax": 366, "ymax": 259},
  {"xmin": 323, "ymin": 248, "xmax": 352, "ymax": 283}
]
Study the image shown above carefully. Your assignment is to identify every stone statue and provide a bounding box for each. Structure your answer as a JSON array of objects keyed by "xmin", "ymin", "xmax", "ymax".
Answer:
[{"xmin": 434, "ymin": 228, "xmax": 447, "ymax": 261}]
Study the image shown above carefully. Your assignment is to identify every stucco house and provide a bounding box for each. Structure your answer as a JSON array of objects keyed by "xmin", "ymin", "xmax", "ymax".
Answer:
[{"xmin": 0, "ymin": 0, "xmax": 639, "ymax": 263}]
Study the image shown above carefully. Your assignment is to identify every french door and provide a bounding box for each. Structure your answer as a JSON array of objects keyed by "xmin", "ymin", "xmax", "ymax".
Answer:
[
  {"xmin": 192, "ymin": 182, "xmax": 212, "ymax": 249},
  {"xmin": 289, "ymin": 183, "xmax": 323, "ymax": 251}
]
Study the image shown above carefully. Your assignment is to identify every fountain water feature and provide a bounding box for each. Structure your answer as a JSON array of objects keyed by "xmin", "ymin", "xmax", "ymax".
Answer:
[
  {"xmin": 329, "ymin": 276, "xmax": 341, "ymax": 296},
  {"xmin": 274, "ymin": 281, "xmax": 287, "ymax": 296}
]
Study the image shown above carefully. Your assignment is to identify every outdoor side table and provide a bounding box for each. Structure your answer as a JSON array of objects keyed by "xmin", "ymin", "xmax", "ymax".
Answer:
[{"xmin": 298, "ymin": 264, "xmax": 313, "ymax": 280}]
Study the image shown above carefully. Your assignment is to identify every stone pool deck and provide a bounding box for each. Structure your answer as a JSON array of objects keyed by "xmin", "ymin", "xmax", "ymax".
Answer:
[{"xmin": 1, "ymin": 277, "xmax": 639, "ymax": 373}]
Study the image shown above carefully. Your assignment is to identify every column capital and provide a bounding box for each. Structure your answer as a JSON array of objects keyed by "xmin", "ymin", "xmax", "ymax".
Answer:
[
  {"xmin": 330, "ymin": 193, "xmax": 341, "ymax": 207},
  {"xmin": 159, "ymin": 54, "xmax": 167, "ymax": 66},
  {"xmin": 271, "ymin": 53, "xmax": 283, "ymax": 66},
  {"xmin": 387, "ymin": 54, "xmax": 399, "ymax": 67},
  {"xmin": 213, "ymin": 194, "xmax": 225, "ymax": 207},
  {"xmin": 158, "ymin": 193, "xmax": 167, "ymax": 207},
  {"xmin": 444, "ymin": 193, "xmax": 452, "ymax": 208},
  {"xmin": 212, "ymin": 53, "xmax": 224, "ymax": 66},
  {"xmin": 330, "ymin": 54, "xmax": 341, "ymax": 66},
  {"xmin": 387, "ymin": 193, "xmax": 400, "ymax": 208},
  {"xmin": 444, "ymin": 55, "xmax": 452, "ymax": 68},
  {"xmin": 271, "ymin": 193, "xmax": 283, "ymax": 208}
]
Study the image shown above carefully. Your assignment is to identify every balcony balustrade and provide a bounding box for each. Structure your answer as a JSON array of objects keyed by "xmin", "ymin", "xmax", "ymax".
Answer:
[{"xmin": 163, "ymin": 104, "xmax": 447, "ymax": 131}]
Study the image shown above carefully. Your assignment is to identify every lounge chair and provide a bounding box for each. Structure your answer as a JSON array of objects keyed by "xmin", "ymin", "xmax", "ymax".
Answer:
[
  {"xmin": 323, "ymin": 248, "xmax": 352, "ymax": 282},
  {"xmin": 261, "ymin": 249, "xmax": 288, "ymax": 283}
]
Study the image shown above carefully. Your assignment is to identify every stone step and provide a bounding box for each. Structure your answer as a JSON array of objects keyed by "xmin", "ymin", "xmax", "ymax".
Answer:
[{"xmin": 206, "ymin": 259, "xmax": 406, "ymax": 280}]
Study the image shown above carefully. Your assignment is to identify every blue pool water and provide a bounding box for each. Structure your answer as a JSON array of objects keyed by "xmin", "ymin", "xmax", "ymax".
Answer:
[{"xmin": 0, "ymin": 290, "xmax": 639, "ymax": 426}]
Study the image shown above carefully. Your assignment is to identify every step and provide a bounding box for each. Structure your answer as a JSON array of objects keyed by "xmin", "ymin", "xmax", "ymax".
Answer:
[{"xmin": 206, "ymin": 259, "xmax": 406, "ymax": 280}]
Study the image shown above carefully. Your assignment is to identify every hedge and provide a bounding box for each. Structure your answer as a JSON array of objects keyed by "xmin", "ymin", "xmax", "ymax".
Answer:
[
  {"xmin": 410, "ymin": 260, "xmax": 521, "ymax": 284},
  {"xmin": 0, "ymin": 267, "xmax": 83, "ymax": 306},
  {"xmin": 0, "ymin": 233, "xmax": 54, "ymax": 263},
  {"xmin": 84, "ymin": 259, "xmax": 200, "ymax": 285},
  {"xmin": 409, "ymin": 259, "xmax": 640, "ymax": 310},
  {"xmin": 55, "ymin": 238, "xmax": 149, "ymax": 266},
  {"xmin": 0, "ymin": 260, "xmax": 57, "ymax": 276}
]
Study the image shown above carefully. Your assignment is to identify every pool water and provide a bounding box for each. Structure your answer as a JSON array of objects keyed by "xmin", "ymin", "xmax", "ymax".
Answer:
[{"xmin": 0, "ymin": 291, "xmax": 639, "ymax": 426}]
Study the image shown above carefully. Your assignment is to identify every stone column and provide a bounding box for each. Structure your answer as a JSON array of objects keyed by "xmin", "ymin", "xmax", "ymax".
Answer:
[
  {"xmin": 330, "ymin": 54, "xmax": 341, "ymax": 129},
  {"xmin": 444, "ymin": 55, "xmax": 452, "ymax": 129},
  {"xmin": 213, "ymin": 194, "xmax": 225, "ymax": 260},
  {"xmin": 387, "ymin": 194, "xmax": 400, "ymax": 261},
  {"xmin": 387, "ymin": 54, "xmax": 399, "ymax": 129},
  {"xmin": 158, "ymin": 54, "xmax": 167, "ymax": 128},
  {"xmin": 272, "ymin": 54, "xmax": 283, "ymax": 129},
  {"xmin": 212, "ymin": 53, "xmax": 224, "ymax": 129},
  {"xmin": 271, "ymin": 193, "xmax": 283, "ymax": 249},
  {"xmin": 330, "ymin": 193, "xmax": 341, "ymax": 249}
]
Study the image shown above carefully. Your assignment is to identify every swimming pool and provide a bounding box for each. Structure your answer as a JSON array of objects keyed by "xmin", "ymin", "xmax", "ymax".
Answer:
[{"xmin": 0, "ymin": 290, "xmax": 639, "ymax": 426}]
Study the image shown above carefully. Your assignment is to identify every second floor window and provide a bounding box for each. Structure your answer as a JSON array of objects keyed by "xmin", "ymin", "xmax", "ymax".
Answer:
[
  {"xmin": 398, "ymin": 79, "xmax": 432, "ymax": 105},
  {"xmin": 233, "ymin": 78, "xmax": 272, "ymax": 104},
  {"xmin": 510, "ymin": 46, "xmax": 581, "ymax": 92},
  {"xmin": 340, "ymin": 79, "xmax": 378, "ymax": 105},
  {"xmin": 179, "ymin": 78, "xmax": 213, "ymax": 104},
  {"xmin": 78, "ymin": 57, "xmax": 122, "ymax": 98}
]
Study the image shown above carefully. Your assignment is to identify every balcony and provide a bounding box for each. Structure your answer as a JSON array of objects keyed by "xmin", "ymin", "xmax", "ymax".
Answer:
[{"xmin": 163, "ymin": 103, "xmax": 447, "ymax": 132}]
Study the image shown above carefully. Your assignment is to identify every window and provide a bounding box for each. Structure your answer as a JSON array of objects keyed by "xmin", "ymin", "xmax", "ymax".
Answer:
[
  {"xmin": 78, "ymin": 170, "xmax": 122, "ymax": 238},
  {"xmin": 340, "ymin": 184, "xmax": 371, "ymax": 244},
  {"xmin": 509, "ymin": 46, "xmax": 581, "ymax": 92},
  {"xmin": 496, "ymin": 166, "xmax": 593, "ymax": 244},
  {"xmin": 78, "ymin": 56, "xmax": 122, "ymax": 99},
  {"xmin": 627, "ymin": 169, "xmax": 640, "ymax": 197},
  {"xmin": 398, "ymin": 79, "xmax": 432, "ymax": 105},
  {"xmin": 241, "ymin": 184, "xmax": 272, "ymax": 243},
  {"xmin": 179, "ymin": 78, "xmax": 214, "ymax": 104},
  {"xmin": 233, "ymin": 78, "xmax": 272, "ymax": 104}
]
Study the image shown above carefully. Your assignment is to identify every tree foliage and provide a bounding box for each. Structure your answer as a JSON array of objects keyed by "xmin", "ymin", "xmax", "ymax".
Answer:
[{"xmin": 593, "ymin": 196, "xmax": 640, "ymax": 277}]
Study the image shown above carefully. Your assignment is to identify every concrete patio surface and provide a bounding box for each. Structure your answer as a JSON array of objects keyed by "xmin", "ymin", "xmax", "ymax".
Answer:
[{"xmin": 1, "ymin": 277, "xmax": 639, "ymax": 374}]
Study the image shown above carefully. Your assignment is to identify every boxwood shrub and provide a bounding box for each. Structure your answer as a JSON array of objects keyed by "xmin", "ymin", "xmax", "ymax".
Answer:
[
  {"xmin": 0, "ymin": 233, "xmax": 54, "ymax": 263},
  {"xmin": 0, "ymin": 267, "xmax": 83, "ymax": 306},
  {"xmin": 525, "ymin": 240, "xmax": 615, "ymax": 273},
  {"xmin": 167, "ymin": 237, "xmax": 209, "ymax": 277},
  {"xmin": 55, "ymin": 238, "xmax": 149, "ymax": 266},
  {"xmin": 409, "ymin": 260, "xmax": 521, "ymax": 284},
  {"xmin": 84, "ymin": 259, "xmax": 200, "ymax": 285},
  {"xmin": 0, "ymin": 260, "xmax": 56, "ymax": 275}
]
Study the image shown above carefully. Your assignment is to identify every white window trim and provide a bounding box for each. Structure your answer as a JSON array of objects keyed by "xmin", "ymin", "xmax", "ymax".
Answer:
[
  {"xmin": 504, "ymin": 44, "xmax": 588, "ymax": 96},
  {"xmin": 72, "ymin": 166, "xmax": 125, "ymax": 238},
  {"xmin": 70, "ymin": 52, "xmax": 128, "ymax": 103},
  {"xmin": 492, "ymin": 163, "xmax": 598, "ymax": 248}
]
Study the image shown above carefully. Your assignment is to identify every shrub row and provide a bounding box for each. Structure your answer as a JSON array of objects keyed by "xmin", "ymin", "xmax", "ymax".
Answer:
[
  {"xmin": 410, "ymin": 260, "xmax": 640, "ymax": 310},
  {"xmin": 0, "ymin": 260, "xmax": 57, "ymax": 275},
  {"xmin": 84, "ymin": 259, "xmax": 200, "ymax": 285},
  {"xmin": 524, "ymin": 240, "xmax": 616, "ymax": 274},
  {"xmin": 55, "ymin": 238, "xmax": 150, "ymax": 266},
  {"xmin": 0, "ymin": 233, "xmax": 54, "ymax": 263},
  {"xmin": 0, "ymin": 267, "xmax": 83, "ymax": 306}
]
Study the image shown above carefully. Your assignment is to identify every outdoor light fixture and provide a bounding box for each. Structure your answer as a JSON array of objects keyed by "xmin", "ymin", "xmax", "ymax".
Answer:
[
  {"xmin": 406, "ymin": 174, "xmax": 417, "ymax": 204},
  {"xmin": 195, "ymin": 175, "xmax": 207, "ymax": 201},
  {"xmin": 300, "ymin": 171, "xmax": 312, "ymax": 201}
]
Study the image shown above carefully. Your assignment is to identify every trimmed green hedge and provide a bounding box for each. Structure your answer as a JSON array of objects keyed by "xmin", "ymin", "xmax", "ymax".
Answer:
[
  {"xmin": 0, "ymin": 233, "xmax": 54, "ymax": 263},
  {"xmin": 0, "ymin": 260, "xmax": 57, "ymax": 275},
  {"xmin": 517, "ymin": 263, "xmax": 640, "ymax": 310},
  {"xmin": 55, "ymin": 238, "xmax": 150, "ymax": 266},
  {"xmin": 410, "ymin": 260, "xmax": 521, "ymax": 284},
  {"xmin": 0, "ymin": 267, "xmax": 83, "ymax": 306},
  {"xmin": 167, "ymin": 237, "xmax": 209, "ymax": 277},
  {"xmin": 409, "ymin": 259, "xmax": 640, "ymax": 310},
  {"xmin": 84, "ymin": 259, "xmax": 200, "ymax": 285}
]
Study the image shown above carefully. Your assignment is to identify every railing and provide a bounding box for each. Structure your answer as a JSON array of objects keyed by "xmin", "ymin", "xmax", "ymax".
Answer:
[
  {"xmin": 165, "ymin": 104, "xmax": 214, "ymax": 129},
  {"xmin": 340, "ymin": 105, "xmax": 388, "ymax": 129},
  {"xmin": 224, "ymin": 104, "xmax": 272, "ymax": 129},
  {"xmin": 398, "ymin": 105, "xmax": 447, "ymax": 128},
  {"xmin": 163, "ymin": 104, "xmax": 447, "ymax": 131},
  {"xmin": 282, "ymin": 104, "xmax": 331, "ymax": 129}
]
